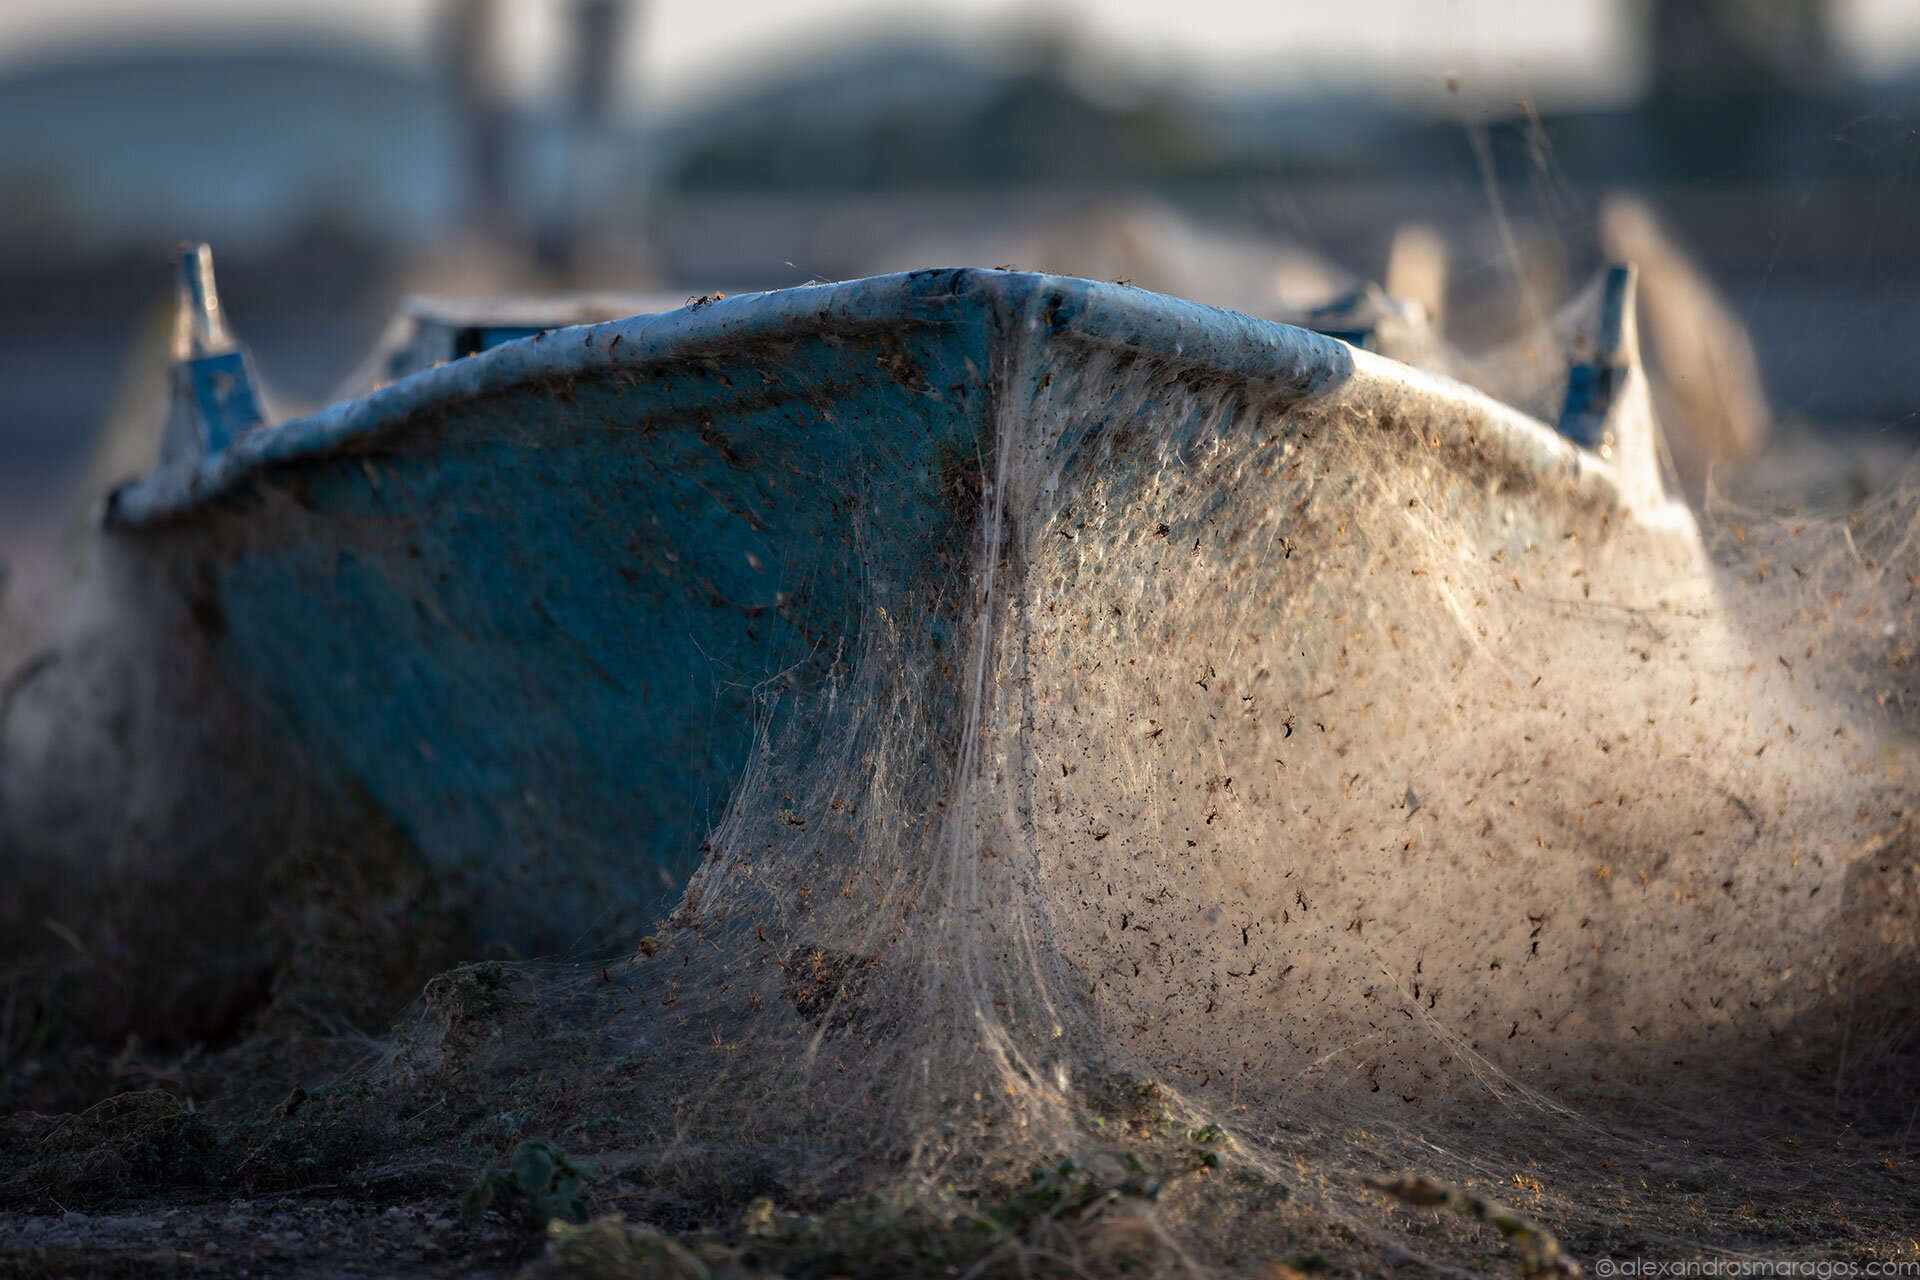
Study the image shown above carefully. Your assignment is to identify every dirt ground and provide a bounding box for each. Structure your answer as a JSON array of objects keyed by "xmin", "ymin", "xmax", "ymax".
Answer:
[{"xmin": 2, "ymin": 928, "xmax": 1917, "ymax": 1280}]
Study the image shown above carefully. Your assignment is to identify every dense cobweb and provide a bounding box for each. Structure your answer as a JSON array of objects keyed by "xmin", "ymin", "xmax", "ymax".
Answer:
[{"xmin": 395, "ymin": 274, "xmax": 1919, "ymax": 1274}]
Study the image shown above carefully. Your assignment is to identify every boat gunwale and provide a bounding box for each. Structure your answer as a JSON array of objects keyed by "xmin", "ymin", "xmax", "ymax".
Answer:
[{"xmin": 103, "ymin": 267, "xmax": 1666, "ymax": 531}]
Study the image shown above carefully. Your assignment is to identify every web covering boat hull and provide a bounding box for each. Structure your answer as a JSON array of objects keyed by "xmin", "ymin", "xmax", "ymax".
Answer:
[{"xmin": 105, "ymin": 268, "xmax": 1667, "ymax": 953}]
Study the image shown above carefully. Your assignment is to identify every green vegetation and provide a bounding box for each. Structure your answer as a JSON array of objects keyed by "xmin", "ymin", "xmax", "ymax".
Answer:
[
  {"xmin": 467, "ymin": 1137, "xmax": 593, "ymax": 1227},
  {"xmin": 0, "ymin": 1091, "xmax": 217, "ymax": 1204}
]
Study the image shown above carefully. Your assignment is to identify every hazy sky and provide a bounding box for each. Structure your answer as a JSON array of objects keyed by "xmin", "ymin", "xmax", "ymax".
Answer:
[{"xmin": 2, "ymin": 0, "xmax": 1918, "ymax": 114}]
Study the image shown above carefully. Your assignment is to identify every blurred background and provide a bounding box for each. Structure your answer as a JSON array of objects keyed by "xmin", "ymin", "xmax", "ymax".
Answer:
[{"xmin": 5, "ymin": 0, "xmax": 1920, "ymax": 596}]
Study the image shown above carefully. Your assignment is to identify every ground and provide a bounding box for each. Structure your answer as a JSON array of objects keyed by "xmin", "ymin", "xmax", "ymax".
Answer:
[{"xmin": 2, "ymin": 965, "xmax": 1917, "ymax": 1279}]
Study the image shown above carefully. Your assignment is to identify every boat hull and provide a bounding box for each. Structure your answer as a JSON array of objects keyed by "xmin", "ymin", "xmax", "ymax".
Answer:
[{"xmin": 100, "ymin": 268, "xmax": 1653, "ymax": 955}]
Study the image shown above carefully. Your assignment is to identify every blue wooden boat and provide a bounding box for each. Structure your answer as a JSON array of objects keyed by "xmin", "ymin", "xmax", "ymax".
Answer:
[{"xmin": 84, "ymin": 245, "xmax": 1676, "ymax": 956}]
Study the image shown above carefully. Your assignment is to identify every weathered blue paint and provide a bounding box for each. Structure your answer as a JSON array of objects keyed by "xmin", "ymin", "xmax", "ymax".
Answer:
[
  {"xmin": 107, "ymin": 267, "xmax": 1620, "ymax": 952},
  {"xmin": 179, "ymin": 351, "xmax": 266, "ymax": 453},
  {"xmin": 1555, "ymin": 265, "xmax": 1637, "ymax": 452},
  {"xmin": 161, "ymin": 244, "xmax": 267, "ymax": 464}
]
